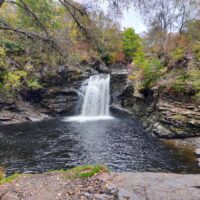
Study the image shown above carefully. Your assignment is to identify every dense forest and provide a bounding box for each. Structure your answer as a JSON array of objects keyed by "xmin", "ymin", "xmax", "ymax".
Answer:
[{"xmin": 0, "ymin": 0, "xmax": 199, "ymax": 103}]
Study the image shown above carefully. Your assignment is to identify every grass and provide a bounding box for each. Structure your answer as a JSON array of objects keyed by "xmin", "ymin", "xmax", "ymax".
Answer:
[
  {"xmin": 0, "ymin": 165, "xmax": 108, "ymax": 185},
  {"xmin": 0, "ymin": 173, "xmax": 21, "ymax": 184},
  {"xmin": 159, "ymin": 68, "xmax": 200, "ymax": 102},
  {"xmin": 0, "ymin": 167, "xmax": 21, "ymax": 185},
  {"xmin": 50, "ymin": 165, "xmax": 108, "ymax": 179}
]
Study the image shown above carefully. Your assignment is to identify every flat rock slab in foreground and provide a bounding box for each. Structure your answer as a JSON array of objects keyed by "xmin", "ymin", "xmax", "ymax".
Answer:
[
  {"xmin": 1, "ymin": 172, "xmax": 200, "ymax": 200},
  {"xmin": 110, "ymin": 173, "xmax": 200, "ymax": 200}
]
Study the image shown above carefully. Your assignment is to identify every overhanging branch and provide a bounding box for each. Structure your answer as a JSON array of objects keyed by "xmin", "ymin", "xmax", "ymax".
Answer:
[
  {"xmin": 59, "ymin": 0, "xmax": 91, "ymax": 40},
  {"xmin": 0, "ymin": 21, "xmax": 64, "ymax": 56}
]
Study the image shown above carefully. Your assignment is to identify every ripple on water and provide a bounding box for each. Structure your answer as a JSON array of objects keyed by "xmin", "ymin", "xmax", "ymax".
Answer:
[{"xmin": 0, "ymin": 114, "xmax": 199, "ymax": 175}]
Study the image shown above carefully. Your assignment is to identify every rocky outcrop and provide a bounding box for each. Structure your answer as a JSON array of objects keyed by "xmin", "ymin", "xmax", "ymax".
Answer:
[
  {"xmin": 152, "ymin": 99, "xmax": 200, "ymax": 138},
  {"xmin": 0, "ymin": 68, "xmax": 98, "ymax": 124},
  {"xmin": 0, "ymin": 101, "xmax": 49, "ymax": 125},
  {"xmin": 110, "ymin": 70, "xmax": 134, "ymax": 108},
  {"xmin": 116, "ymin": 76, "xmax": 200, "ymax": 139},
  {"xmin": 40, "ymin": 87, "xmax": 80, "ymax": 115}
]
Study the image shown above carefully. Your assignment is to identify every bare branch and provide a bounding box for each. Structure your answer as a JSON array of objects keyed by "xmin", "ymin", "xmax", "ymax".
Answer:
[{"xmin": 58, "ymin": 0, "xmax": 91, "ymax": 40}]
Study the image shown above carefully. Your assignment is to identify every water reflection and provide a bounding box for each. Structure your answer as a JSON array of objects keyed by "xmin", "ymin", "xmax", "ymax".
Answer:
[{"xmin": 0, "ymin": 114, "xmax": 199, "ymax": 174}]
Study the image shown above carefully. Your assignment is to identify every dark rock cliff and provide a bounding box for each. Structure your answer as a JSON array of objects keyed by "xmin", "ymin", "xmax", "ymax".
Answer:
[
  {"xmin": 109, "ymin": 69, "xmax": 200, "ymax": 139},
  {"xmin": 0, "ymin": 68, "xmax": 98, "ymax": 124}
]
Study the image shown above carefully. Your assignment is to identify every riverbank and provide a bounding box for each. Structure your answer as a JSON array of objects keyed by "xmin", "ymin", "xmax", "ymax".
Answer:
[{"xmin": 1, "ymin": 167, "xmax": 200, "ymax": 200}]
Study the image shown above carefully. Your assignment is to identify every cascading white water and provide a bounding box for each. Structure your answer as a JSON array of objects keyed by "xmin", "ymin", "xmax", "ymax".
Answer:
[
  {"xmin": 81, "ymin": 74, "xmax": 110, "ymax": 116},
  {"xmin": 64, "ymin": 74, "xmax": 114, "ymax": 122}
]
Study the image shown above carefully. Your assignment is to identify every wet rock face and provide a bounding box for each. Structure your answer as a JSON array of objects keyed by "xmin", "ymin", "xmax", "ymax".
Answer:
[
  {"xmin": 112, "ymin": 73, "xmax": 200, "ymax": 139},
  {"xmin": 110, "ymin": 72, "xmax": 134, "ymax": 108},
  {"xmin": 22, "ymin": 71, "xmax": 88, "ymax": 115},
  {"xmin": 110, "ymin": 73, "xmax": 128, "ymax": 104},
  {"xmin": 41, "ymin": 69, "xmax": 90, "ymax": 88},
  {"xmin": 41, "ymin": 88, "xmax": 79, "ymax": 115},
  {"xmin": 89, "ymin": 59, "xmax": 110, "ymax": 73},
  {"xmin": 0, "ymin": 68, "xmax": 98, "ymax": 124}
]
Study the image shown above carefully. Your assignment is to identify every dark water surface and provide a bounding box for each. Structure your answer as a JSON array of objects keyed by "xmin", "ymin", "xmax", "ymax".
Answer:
[{"xmin": 0, "ymin": 112, "xmax": 199, "ymax": 174}]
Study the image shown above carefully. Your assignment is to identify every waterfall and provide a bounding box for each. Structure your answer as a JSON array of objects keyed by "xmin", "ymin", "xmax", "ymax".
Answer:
[
  {"xmin": 64, "ymin": 74, "xmax": 114, "ymax": 122},
  {"xmin": 81, "ymin": 74, "xmax": 110, "ymax": 116}
]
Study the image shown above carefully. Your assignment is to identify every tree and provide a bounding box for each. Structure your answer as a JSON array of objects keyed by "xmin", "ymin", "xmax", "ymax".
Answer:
[
  {"xmin": 16, "ymin": 0, "xmax": 59, "ymax": 32},
  {"xmin": 122, "ymin": 28, "xmax": 141, "ymax": 62},
  {"xmin": 184, "ymin": 19, "xmax": 200, "ymax": 43}
]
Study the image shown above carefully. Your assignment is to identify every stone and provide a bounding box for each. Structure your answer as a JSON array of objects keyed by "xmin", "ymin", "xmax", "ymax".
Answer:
[
  {"xmin": 90, "ymin": 59, "xmax": 110, "ymax": 73},
  {"xmin": 195, "ymin": 148, "xmax": 200, "ymax": 157},
  {"xmin": 152, "ymin": 122, "xmax": 173, "ymax": 138},
  {"xmin": 111, "ymin": 172, "xmax": 200, "ymax": 200},
  {"xmin": 189, "ymin": 119, "xmax": 200, "ymax": 127},
  {"xmin": 110, "ymin": 72, "xmax": 128, "ymax": 105}
]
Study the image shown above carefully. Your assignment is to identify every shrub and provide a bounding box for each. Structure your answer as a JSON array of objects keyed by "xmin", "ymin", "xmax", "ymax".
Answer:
[
  {"xmin": 171, "ymin": 79, "xmax": 187, "ymax": 93},
  {"xmin": 142, "ymin": 58, "xmax": 163, "ymax": 88},
  {"xmin": 132, "ymin": 49, "xmax": 163, "ymax": 88},
  {"xmin": 1, "ymin": 39, "xmax": 23, "ymax": 54},
  {"xmin": 0, "ymin": 46, "xmax": 7, "ymax": 70},
  {"xmin": 27, "ymin": 78, "xmax": 43, "ymax": 89},
  {"xmin": 68, "ymin": 53, "xmax": 85, "ymax": 65},
  {"xmin": 192, "ymin": 44, "xmax": 200, "ymax": 62},
  {"xmin": 0, "ymin": 71, "xmax": 25, "ymax": 97},
  {"xmin": 169, "ymin": 47, "xmax": 185, "ymax": 63},
  {"xmin": 0, "ymin": 70, "xmax": 43, "ymax": 98}
]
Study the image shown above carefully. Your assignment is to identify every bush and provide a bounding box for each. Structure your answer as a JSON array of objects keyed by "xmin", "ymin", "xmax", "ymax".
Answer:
[
  {"xmin": 169, "ymin": 47, "xmax": 185, "ymax": 63},
  {"xmin": 0, "ymin": 71, "xmax": 26, "ymax": 97},
  {"xmin": 132, "ymin": 49, "xmax": 163, "ymax": 88},
  {"xmin": 143, "ymin": 58, "xmax": 163, "ymax": 88},
  {"xmin": 171, "ymin": 79, "xmax": 187, "ymax": 93},
  {"xmin": 192, "ymin": 44, "xmax": 200, "ymax": 62},
  {"xmin": 0, "ymin": 46, "xmax": 7, "ymax": 70},
  {"xmin": 27, "ymin": 78, "xmax": 43, "ymax": 89},
  {"xmin": 161, "ymin": 69, "xmax": 200, "ymax": 100},
  {"xmin": 1, "ymin": 39, "xmax": 23, "ymax": 54},
  {"xmin": 188, "ymin": 69, "xmax": 200, "ymax": 100},
  {"xmin": 0, "ymin": 69, "xmax": 42, "ymax": 98}
]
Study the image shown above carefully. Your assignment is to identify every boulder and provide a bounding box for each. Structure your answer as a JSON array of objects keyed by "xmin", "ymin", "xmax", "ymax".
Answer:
[
  {"xmin": 90, "ymin": 59, "xmax": 110, "ymax": 73},
  {"xmin": 152, "ymin": 122, "xmax": 173, "ymax": 138}
]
